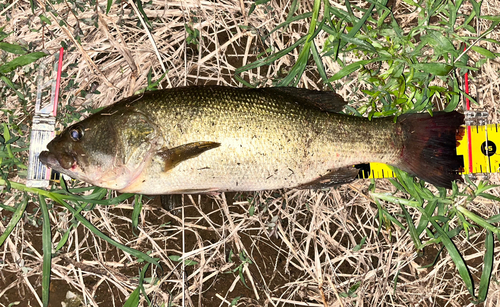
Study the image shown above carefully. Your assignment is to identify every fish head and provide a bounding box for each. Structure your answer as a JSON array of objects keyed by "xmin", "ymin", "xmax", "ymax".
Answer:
[{"xmin": 39, "ymin": 110, "xmax": 158, "ymax": 190}]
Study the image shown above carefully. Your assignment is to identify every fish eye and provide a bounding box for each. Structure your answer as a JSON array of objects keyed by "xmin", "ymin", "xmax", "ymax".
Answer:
[{"xmin": 69, "ymin": 126, "xmax": 83, "ymax": 141}]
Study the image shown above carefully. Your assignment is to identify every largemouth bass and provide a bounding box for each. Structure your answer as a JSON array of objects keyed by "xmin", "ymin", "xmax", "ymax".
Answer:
[{"xmin": 39, "ymin": 86, "xmax": 464, "ymax": 194}]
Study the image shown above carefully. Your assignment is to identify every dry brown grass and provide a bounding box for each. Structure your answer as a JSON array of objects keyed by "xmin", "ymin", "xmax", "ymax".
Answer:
[{"xmin": 1, "ymin": 0, "xmax": 500, "ymax": 306}]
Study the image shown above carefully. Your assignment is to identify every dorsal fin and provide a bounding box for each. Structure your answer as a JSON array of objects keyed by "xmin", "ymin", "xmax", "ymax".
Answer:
[{"xmin": 261, "ymin": 87, "xmax": 347, "ymax": 113}]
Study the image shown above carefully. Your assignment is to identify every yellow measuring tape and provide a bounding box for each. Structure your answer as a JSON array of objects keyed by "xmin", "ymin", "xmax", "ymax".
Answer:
[
  {"xmin": 457, "ymin": 124, "xmax": 499, "ymax": 175},
  {"xmin": 357, "ymin": 123, "xmax": 500, "ymax": 179}
]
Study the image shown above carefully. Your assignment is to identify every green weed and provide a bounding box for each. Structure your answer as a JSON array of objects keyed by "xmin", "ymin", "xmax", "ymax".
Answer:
[
  {"xmin": 370, "ymin": 167, "xmax": 499, "ymax": 301},
  {"xmin": 225, "ymin": 249, "xmax": 254, "ymax": 289},
  {"xmin": 339, "ymin": 281, "xmax": 361, "ymax": 298}
]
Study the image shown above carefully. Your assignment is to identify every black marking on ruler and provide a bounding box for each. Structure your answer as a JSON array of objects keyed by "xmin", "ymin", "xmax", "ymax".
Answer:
[
  {"xmin": 51, "ymin": 170, "xmax": 60, "ymax": 181},
  {"xmin": 486, "ymin": 126, "xmax": 494, "ymax": 173},
  {"xmin": 489, "ymin": 141, "xmax": 494, "ymax": 173},
  {"xmin": 496, "ymin": 124, "xmax": 498, "ymax": 132},
  {"xmin": 355, "ymin": 164, "xmax": 371, "ymax": 179},
  {"xmin": 480, "ymin": 141, "xmax": 496, "ymax": 156},
  {"xmin": 457, "ymin": 155, "xmax": 465, "ymax": 172},
  {"xmin": 381, "ymin": 169, "xmax": 385, "ymax": 178}
]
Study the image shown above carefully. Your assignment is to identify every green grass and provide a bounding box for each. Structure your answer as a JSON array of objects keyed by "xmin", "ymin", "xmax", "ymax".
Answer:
[
  {"xmin": 372, "ymin": 168, "xmax": 500, "ymax": 301},
  {"xmin": 1, "ymin": 0, "xmax": 500, "ymax": 306}
]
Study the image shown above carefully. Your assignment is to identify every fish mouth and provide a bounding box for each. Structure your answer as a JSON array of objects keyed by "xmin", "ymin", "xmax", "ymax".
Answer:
[
  {"xmin": 39, "ymin": 151, "xmax": 61, "ymax": 170},
  {"xmin": 39, "ymin": 151, "xmax": 75, "ymax": 172}
]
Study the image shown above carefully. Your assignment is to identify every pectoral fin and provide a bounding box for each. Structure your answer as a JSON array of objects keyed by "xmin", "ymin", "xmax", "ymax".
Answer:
[
  {"xmin": 297, "ymin": 167, "xmax": 359, "ymax": 189},
  {"xmin": 159, "ymin": 141, "xmax": 221, "ymax": 172}
]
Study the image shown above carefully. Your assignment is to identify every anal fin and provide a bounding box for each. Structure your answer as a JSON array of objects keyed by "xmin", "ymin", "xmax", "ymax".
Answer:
[{"xmin": 297, "ymin": 167, "xmax": 359, "ymax": 189}]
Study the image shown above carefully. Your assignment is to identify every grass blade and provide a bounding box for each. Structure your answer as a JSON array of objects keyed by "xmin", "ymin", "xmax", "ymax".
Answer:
[
  {"xmin": 123, "ymin": 287, "xmax": 140, "ymax": 307},
  {"xmin": 311, "ymin": 41, "xmax": 332, "ymax": 89},
  {"xmin": 339, "ymin": 2, "xmax": 375, "ymax": 50},
  {"xmin": 0, "ymin": 52, "xmax": 48, "ymax": 73},
  {"xmin": 328, "ymin": 57, "xmax": 389, "ymax": 82},
  {"xmin": 277, "ymin": 47, "xmax": 309, "ymax": 86},
  {"xmin": 55, "ymin": 225, "xmax": 74, "ymax": 251},
  {"xmin": 449, "ymin": 1, "xmax": 457, "ymax": 30},
  {"xmin": 39, "ymin": 195, "xmax": 52, "ymax": 307},
  {"xmin": 1, "ymin": 75, "xmax": 26, "ymax": 101},
  {"xmin": 476, "ymin": 230, "xmax": 494, "ymax": 303},
  {"xmin": 132, "ymin": 194, "xmax": 143, "ymax": 234},
  {"xmin": 276, "ymin": 0, "xmax": 321, "ymax": 86},
  {"xmin": 2, "ymin": 123, "xmax": 27, "ymax": 169},
  {"xmin": 262, "ymin": 12, "xmax": 313, "ymax": 41},
  {"xmin": 469, "ymin": 0, "xmax": 482, "ymax": 18},
  {"xmin": 0, "ymin": 193, "xmax": 28, "ymax": 248},
  {"xmin": 419, "ymin": 246, "xmax": 445, "ymax": 268},
  {"xmin": 0, "ymin": 42, "xmax": 27, "ymax": 55},
  {"xmin": 283, "ymin": 0, "xmax": 300, "ymax": 29},
  {"xmin": 400, "ymin": 204, "xmax": 422, "ymax": 249},
  {"xmin": 134, "ymin": 0, "xmax": 152, "ymax": 29},
  {"xmin": 49, "ymin": 193, "xmax": 162, "ymax": 269},
  {"xmin": 429, "ymin": 218, "xmax": 475, "ymax": 297},
  {"xmin": 106, "ymin": 0, "xmax": 112, "ymax": 14},
  {"xmin": 410, "ymin": 63, "xmax": 454, "ymax": 76},
  {"xmin": 139, "ymin": 263, "xmax": 152, "ymax": 305},
  {"xmin": 471, "ymin": 46, "xmax": 498, "ymax": 59},
  {"xmin": 444, "ymin": 78, "xmax": 460, "ymax": 112},
  {"xmin": 235, "ymin": 36, "xmax": 307, "ymax": 87},
  {"xmin": 374, "ymin": 197, "xmax": 405, "ymax": 230},
  {"xmin": 456, "ymin": 206, "xmax": 500, "ymax": 236},
  {"xmin": 415, "ymin": 200, "xmax": 437, "ymax": 235},
  {"xmin": 338, "ymin": 34, "xmax": 377, "ymax": 52}
]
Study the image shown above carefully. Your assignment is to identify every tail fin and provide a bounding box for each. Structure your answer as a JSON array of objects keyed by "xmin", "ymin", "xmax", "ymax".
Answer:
[{"xmin": 396, "ymin": 111, "xmax": 464, "ymax": 189}]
